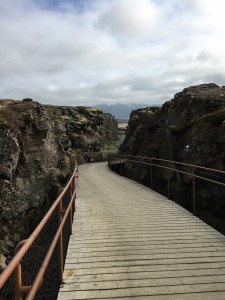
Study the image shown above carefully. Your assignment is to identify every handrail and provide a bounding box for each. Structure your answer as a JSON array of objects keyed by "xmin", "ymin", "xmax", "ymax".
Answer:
[
  {"xmin": 108, "ymin": 154, "xmax": 225, "ymax": 216},
  {"xmin": 114, "ymin": 158, "xmax": 225, "ymax": 186},
  {"xmin": 113, "ymin": 154, "xmax": 225, "ymax": 175},
  {"xmin": 0, "ymin": 159, "xmax": 78, "ymax": 299}
]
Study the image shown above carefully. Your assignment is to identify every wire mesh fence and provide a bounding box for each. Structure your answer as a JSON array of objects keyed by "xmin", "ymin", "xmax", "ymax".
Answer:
[{"xmin": 0, "ymin": 166, "xmax": 77, "ymax": 300}]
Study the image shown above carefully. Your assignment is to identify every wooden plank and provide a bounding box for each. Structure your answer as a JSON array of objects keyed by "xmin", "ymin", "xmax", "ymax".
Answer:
[
  {"xmin": 60, "ymin": 274, "xmax": 225, "ymax": 291},
  {"xmin": 65, "ymin": 251, "xmax": 225, "ymax": 264},
  {"xmin": 58, "ymin": 282, "xmax": 225, "ymax": 299},
  {"xmin": 63, "ymin": 267, "xmax": 225, "ymax": 283},
  {"xmin": 67, "ymin": 246, "xmax": 225, "ymax": 258},
  {"xmin": 63, "ymin": 262, "xmax": 225, "ymax": 276}
]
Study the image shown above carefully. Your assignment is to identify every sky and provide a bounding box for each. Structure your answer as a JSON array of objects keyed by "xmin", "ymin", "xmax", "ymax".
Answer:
[{"xmin": 0, "ymin": 0, "xmax": 225, "ymax": 106}]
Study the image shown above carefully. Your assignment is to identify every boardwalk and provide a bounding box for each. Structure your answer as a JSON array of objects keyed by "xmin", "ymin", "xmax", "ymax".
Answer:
[{"xmin": 58, "ymin": 162, "xmax": 225, "ymax": 300}]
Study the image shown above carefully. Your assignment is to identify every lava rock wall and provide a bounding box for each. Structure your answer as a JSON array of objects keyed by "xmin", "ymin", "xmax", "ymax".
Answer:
[
  {"xmin": 120, "ymin": 83, "xmax": 225, "ymax": 234},
  {"xmin": 0, "ymin": 99, "xmax": 117, "ymax": 269}
]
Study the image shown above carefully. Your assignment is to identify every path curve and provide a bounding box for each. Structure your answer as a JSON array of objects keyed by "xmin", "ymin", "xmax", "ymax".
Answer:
[{"xmin": 58, "ymin": 162, "xmax": 225, "ymax": 300}]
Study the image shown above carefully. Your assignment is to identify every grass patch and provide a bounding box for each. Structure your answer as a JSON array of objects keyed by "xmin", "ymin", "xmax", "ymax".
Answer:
[{"xmin": 101, "ymin": 133, "xmax": 124, "ymax": 154}]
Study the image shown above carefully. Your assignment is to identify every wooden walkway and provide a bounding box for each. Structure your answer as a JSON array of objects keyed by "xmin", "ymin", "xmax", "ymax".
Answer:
[{"xmin": 58, "ymin": 162, "xmax": 225, "ymax": 300}]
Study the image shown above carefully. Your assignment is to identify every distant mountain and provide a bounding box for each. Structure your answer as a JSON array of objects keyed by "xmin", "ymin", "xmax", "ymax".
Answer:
[{"xmin": 96, "ymin": 103, "xmax": 155, "ymax": 120}]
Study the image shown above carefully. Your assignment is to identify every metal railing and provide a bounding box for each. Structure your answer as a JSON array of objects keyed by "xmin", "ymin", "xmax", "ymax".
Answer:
[
  {"xmin": 108, "ymin": 154, "xmax": 225, "ymax": 217},
  {"xmin": 0, "ymin": 159, "xmax": 78, "ymax": 299}
]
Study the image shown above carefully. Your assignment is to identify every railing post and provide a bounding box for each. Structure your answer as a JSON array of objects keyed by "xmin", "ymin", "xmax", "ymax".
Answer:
[
  {"xmin": 69, "ymin": 182, "xmax": 73, "ymax": 235},
  {"xmin": 137, "ymin": 161, "xmax": 140, "ymax": 182},
  {"xmin": 15, "ymin": 263, "xmax": 23, "ymax": 300},
  {"xmin": 140, "ymin": 159, "xmax": 142, "ymax": 183},
  {"xmin": 120, "ymin": 159, "xmax": 122, "ymax": 175},
  {"xmin": 73, "ymin": 174, "xmax": 77, "ymax": 213},
  {"xmin": 58, "ymin": 199, "xmax": 64, "ymax": 285},
  {"xmin": 14, "ymin": 240, "xmax": 30, "ymax": 300},
  {"xmin": 192, "ymin": 167, "xmax": 196, "ymax": 215},
  {"xmin": 150, "ymin": 159, "xmax": 153, "ymax": 188},
  {"xmin": 167, "ymin": 161, "xmax": 170, "ymax": 199}
]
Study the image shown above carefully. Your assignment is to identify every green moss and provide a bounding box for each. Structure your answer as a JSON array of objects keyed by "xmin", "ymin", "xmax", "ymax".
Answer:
[
  {"xmin": 200, "ymin": 109, "xmax": 225, "ymax": 125},
  {"xmin": 55, "ymin": 156, "xmax": 71, "ymax": 181},
  {"xmin": 76, "ymin": 116, "xmax": 88, "ymax": 124},
  {"xmin": 22, "ymin": 112, "xmax": 33, "ymax": 125},
  {"xmin": 9, "ymin": 102, "xmax": 32, "ymax": 113},
  {"xmin": 0, "ymin": 99, "xmax": 15, "ymax": 106},
  {"xmin": 0, "ymin": 109, "xmax": 20, "ymax": 134},
  {"xmin": 76, "ymin": 154, "xmax": 87, "ymax": 165},
  {"xmin": 138, "ymin": 109, "xmax": 155, "ymax": 115},
  {"xmin": 168, "ymin": 108, "xmax": 225, "ymax": 135},
  {"xmin": 0, "ymin": 118, "xmax": 10, "ymax": 129},
  {"xmin": 131, "ymin": 114, "xmax": 139, "ymax": 120},
  {"xmin": 86, "ymin": 107, "xmax": 102, "ymax": 113},
  {"xmin": 60, "ymin": 115, "xmax": 71, "ymax": 121},
  {"xmin": 0, "ymin": 102, "xmax": 34, "ymax": 135},
  {"xmin": 168, "ymin": 122, "xmax": 194, "ymax": 134}
]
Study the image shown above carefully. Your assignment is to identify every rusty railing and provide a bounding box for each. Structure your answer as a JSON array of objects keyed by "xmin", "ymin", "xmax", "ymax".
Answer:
[
  {"xmin": 0, "ymin": 160, "xmax": 78, "ymax": 299},
  {"xmin": 108, "ymin": 154, "xmax": 225, "ymax": 217}
]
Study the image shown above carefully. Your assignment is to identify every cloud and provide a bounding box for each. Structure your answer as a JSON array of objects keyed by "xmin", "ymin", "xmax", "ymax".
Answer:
[
  {"xmin": 0, "ymin": 0, "xmax": 225, "ymax": 106},
  {"xmin": 95, "ymin": 0, "xmax": 159, "ymax": 41}
]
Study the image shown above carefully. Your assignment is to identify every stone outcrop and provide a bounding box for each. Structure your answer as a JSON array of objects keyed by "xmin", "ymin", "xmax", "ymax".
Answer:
[
  {"xmin": 0, "ymin": 99, "xmax": 117, "ymax": 268},
  {"xmin": 119, "ymin": 83, "xmax": 225, "ymax": 234}
]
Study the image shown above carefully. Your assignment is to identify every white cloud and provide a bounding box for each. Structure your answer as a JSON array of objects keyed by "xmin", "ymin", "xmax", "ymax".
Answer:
[
  {"xmin": 96, "ymin": 0, "xmax": 159, "ymax": 40},
  {"xmin": 0, "ymin": 0, "xmax": 225, "ymax": 106}
]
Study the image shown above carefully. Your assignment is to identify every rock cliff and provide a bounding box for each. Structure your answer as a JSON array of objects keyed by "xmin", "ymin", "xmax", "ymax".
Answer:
[
  {"xmin": 120, "ymin": 83, "xmax": 225, "ymax": 234},
  {"xmin": 0, "ymin": 99, "xmax": 117, "ymax": 269}
]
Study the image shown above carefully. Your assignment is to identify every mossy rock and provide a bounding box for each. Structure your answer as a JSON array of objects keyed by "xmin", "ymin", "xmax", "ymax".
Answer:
[
  {"xmin": 131, "ymin": 114, "xmax": 139, "ymax": 120},
  {"xmin": 139, "ymin": 109, "xmax": 155, "ymax": 115},
  {"xmin": 76, "ymin": 154, "xmax": 87, "ymax": 165},
  {"xmin": 9, "ymin": 102, "xmax": 32, "ymax": 113},
  {"xmin": 22, "ymin": 112, "xmax": 33, "ymax": 125},
  {"xmin": 0, "ymin": 119, "xmax": 10, "ymax": 130},
  {"xmin": 168, "ymin": 121, "xmax": 194, "ymax": 135},
  {"xmin": 200, "ymin": 109, "xmax": 225, "ymax": 125},
  {"xmin": 0, "ymin": 179, "xmax": 6, "ymax": 187},
  {"xmin": 76, "ymin": 114, "xmax": 88, "ymax": 124},
  {"xmin": 0, "ymin": 99, "xmax": 15, "ymax": 106},
  {"xmin": 60, "ymin": 115, "xmax": 71, "ymax": 121},
  {"xmin": 55, "ymin": 156, "xmax": 71, "ymax": 181},
  {"xmin": 86, "ymin": 107, "xmax": 102, "ymax": 114}
]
